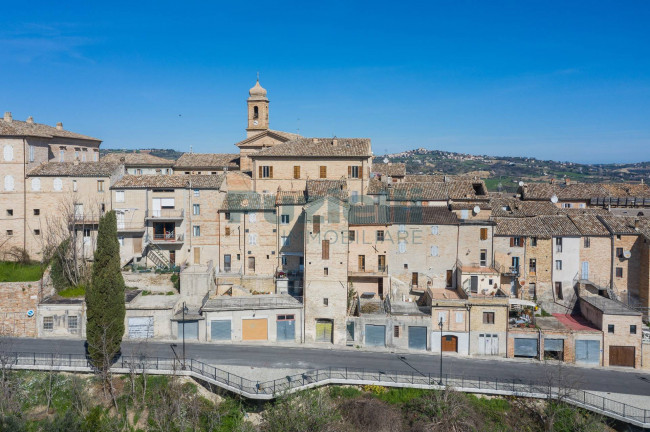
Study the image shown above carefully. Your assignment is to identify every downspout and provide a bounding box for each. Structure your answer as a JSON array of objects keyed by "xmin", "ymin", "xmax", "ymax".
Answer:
[
  {"xmin": 455, "ymin": 224, "xmax": 460, "ymax": 288},
  {"xmin": 188, "ymin": 182, "xmax": 192, "ymax": 259},
  {"xmin": 23, "ymin": 138, "xmax": 27, "ymax": 254}
]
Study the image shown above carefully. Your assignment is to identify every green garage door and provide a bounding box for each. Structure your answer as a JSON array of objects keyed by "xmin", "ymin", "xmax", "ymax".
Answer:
[
  {"xmin": 408, "ymin": 326, "xmax": 427, "ymax": 350},
  {"xmin": 210, "ymin": 320, "xmax": 231, "ymax": 341},
  {"xmin": 365, "ymin": 324, "xmax": 386, "ymax": 347},
  {"xmin": 316, "ymin": 320, "xmax": 333, "ymax": 343}
]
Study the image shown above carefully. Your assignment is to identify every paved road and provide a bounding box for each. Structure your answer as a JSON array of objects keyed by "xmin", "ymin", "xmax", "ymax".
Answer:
[{"xmin": 5, "ymin": 337, "xmax": 650, "ymax": 396}]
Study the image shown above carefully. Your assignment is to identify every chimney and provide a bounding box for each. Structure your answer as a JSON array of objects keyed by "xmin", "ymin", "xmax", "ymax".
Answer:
[
  {"xmin": 635, "ymin": 218, "xmax": 640, "ymax": 229},
  {"xmin": 312, "ymin": 138, "xmax": 318, "ymax": 143},
  {"xmin": 332, "ymin": 139, "xmax": 338, "ymax": 146},
  {"xmin": 26, "ymin": 116, "xmax": 34, "ymax": 124},
  {"xmin": 73, "ymin": 159, "xmax": 79, "ymax": 166},
  {"xmin": 56, "ymin": 122, "xmax": 63, "ymax": 130},
  {"xmin": 565, "ymin": 177, "xmax": 570, "ymax": 185},
  {"xmin": 550, "ymin": 178, "xmax": 555, "ymax": 184},
  {"xmin": 4, "ymin": 112, "xmax": 12, "ymax": 123}
]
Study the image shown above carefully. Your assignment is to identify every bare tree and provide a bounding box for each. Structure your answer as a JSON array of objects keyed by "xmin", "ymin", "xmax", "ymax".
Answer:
[
  {"xmin": 0, "ymin": 332, "xmax": 21, "ymax": 417},
  {"xmin": 85, "ymin": 321, "xmax": 121, "ymax": 412}
]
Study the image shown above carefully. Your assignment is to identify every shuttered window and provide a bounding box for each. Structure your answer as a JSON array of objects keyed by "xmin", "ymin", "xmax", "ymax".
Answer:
[
  {"xmin": 483, "ymin": 312, "xmax": 495, "ymax": 324},
  {"xmin": 259, "ymin": 166, "xmax": 273, "ymax": 178},
  {"xmin": 225, "ymin": 227, "xmax": 230, "ymax": 236},
  {"xmin": 313, "ymin": 215, "xmax": 321, "ymax": 233},
  {"xmin": 293, "ymin": 166, "xmax": 300, "ymax": 179},
  {"xmin": 322, "ymin": 240, "xmax": 330, "ymax": 260},
  {"xmin": 480, "ymin": 228, "xmax": 488, "ymax": 240},
  {"xmin": 319, "ymin": 166, "xmax": 327, "ymax": 178},
  {"xmin": 348, "ymin": 166, "xmax": 360, "ymax": 178}
]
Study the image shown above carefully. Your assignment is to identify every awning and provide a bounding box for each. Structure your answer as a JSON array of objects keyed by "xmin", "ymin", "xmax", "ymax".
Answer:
[{"xmin": 509, "ymin": 298, "xmax": 537, "ymax": 307}]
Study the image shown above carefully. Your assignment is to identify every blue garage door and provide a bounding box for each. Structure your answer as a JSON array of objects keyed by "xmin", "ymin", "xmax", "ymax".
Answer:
[
  {"xmin": 576, "ymin": 340, "xmax": 600, "ymax": 364},
  {"xmin": 365, "ymin": 324, "xmax": 385, "ymax": 347},
  {"xmin": 277, "ymin": 314, "xmax": 295, "ymax": 341},
  {"xmin": 178, "ymin": 321, "xmax": 198, "ymax": 340},
  {"xmin": 210, "ymin": 320, "xmax": 231, "ymax": 341},
  {"xmin": 408, "ymin": 326, "xmax": 427, "ymax": 350}
]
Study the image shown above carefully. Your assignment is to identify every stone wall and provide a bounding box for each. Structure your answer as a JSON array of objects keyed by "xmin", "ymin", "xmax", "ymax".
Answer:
[{"xmin": 0, "ymin": 270, "xmax": 53, "ymax": 337}]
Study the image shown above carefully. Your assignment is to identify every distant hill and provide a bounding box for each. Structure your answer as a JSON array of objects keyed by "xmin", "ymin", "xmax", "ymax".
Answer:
[
  {"xmin": 100, "ymin": 148, "xmax": 183, "ymax": 160},
  {"xmin": 375, "ymin": 148, "xmax": 650, "ymax": 192}
]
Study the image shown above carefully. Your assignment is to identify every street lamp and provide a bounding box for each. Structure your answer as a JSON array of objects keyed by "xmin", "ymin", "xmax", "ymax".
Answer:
[
  {"xmin": 438, "ymin": 316, "xmax": 444, "ymax": 385},
  {"xmin": 182, "ymin": 301, "xmax": 188, "ymax": 370}
]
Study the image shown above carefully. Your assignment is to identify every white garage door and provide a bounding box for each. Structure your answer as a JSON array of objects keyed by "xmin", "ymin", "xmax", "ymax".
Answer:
[{"xmin": 128, "ymin": 317, "xmax": 153, "ymax": 339}]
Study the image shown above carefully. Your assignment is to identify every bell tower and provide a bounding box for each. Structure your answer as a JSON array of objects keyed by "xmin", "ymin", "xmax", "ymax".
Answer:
[{"xmin": 246, "ymin": 77, "xmax": 269, "ymax": 137}]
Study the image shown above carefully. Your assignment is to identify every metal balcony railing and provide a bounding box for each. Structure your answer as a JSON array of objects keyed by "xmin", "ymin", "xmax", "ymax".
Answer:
[{"xmin": 145, "ymin": 209, "xmax": 185, "ymax": 219}]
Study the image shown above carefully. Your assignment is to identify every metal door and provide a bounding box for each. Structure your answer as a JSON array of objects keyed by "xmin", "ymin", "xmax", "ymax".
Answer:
[
  {"xmin": 470, "ymin": 276, "xmax": 478, "ymax": 293},
  {"xmin": 575, "ymin": 340, "xmax": 600, "ymax": 364},
  {"xmin": 277, "ymin": 317, "xmax": 295, "ymax": 341},
  {"xmin": 514, "ymin": 338, "xmax": 538, "ymax": 358},
  {"xmin": 177, "ymin": 321, "xmax": 198, "ymax": 340},
  {"xmin": 128, "ymin": 317, "xmax": 153, "ymax": 339},
  {"xmin": 210, "ymin": 320, "xmax": 231, "ymax": 341},
  {"xmin": 316, "ymin": 319, "xmax": 333, "ymax": 343},
  {"xmin": 478, "ymin": 334, "xmax": 498, "ymax": 355},
  {"xmin": 365, "ymin": 324, "xmax": 386, "ymax": 347},
  {"xmin": 242, "ymin": 319, "xmax": 267, "ymax": 341},
  {"xmin": 581, "ymin": 262, "xmax": 589, "ymax": 280},
  {"xmin": 408, "ymin": 326, "xmax": 427, "ymax": 350}
]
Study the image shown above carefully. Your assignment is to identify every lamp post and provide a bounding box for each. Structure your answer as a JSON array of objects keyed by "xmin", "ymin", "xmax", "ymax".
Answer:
[
  {"xmin": 438, "ymin": 316, "xmax": 443, "ymax": 385},
  {"xmin": 182, "ymin": 301, "xmax": 188, "ymax": 370}
]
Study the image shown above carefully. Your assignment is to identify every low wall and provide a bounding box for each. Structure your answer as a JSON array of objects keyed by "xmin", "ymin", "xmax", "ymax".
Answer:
[{"xmin": 0, "ymin": 271, "xmax": 53, "ymax": 337}]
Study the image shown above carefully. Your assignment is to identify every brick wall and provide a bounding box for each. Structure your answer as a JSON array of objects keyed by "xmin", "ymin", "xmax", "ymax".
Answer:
[{"xmin": 0, "ymin": 270, "xmax": 54, "ymax": 337}]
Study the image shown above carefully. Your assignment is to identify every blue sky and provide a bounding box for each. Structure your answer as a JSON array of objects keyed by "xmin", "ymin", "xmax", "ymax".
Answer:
[{"xmin": 1, "ymin": 1, "xmax": 649, "ymax": 163}]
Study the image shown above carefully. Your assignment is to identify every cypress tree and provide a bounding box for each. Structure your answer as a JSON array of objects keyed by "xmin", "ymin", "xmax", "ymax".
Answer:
[{"xmin": 86, "ymin": 210, "xmax": 125, "ymax": 371}]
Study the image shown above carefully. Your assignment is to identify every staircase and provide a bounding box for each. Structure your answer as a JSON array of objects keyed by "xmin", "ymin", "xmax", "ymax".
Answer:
[{"xmin": 144, "ymin": 238, "xmax": 170, "ymax": 269}]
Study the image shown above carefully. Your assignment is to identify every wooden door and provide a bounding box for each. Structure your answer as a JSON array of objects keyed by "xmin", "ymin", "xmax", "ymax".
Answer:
[
  {"xmin": 242, "ymin": 319, "xmax": 268, "ymax": 341},
  {"xmin": 193, "ymin": 247, "xmax": 200, "ymax": 265},
  {"xmin": 609, "ymin": 346, "xmax": 635, "ymax": 367},
  {"xmin": 441, "ymin": 335, "xmax": 458, "ymax": 352},
  {"xmin": 358, "ymin": 255, "xmax": 365, "ymax": 272},
  {"xmin": 248, "ymin": 256, "xmax": 255, "ymax": 273},
  {"xmin": 446, "ymin": 270, "xmax": 453, "ymax": 287}
]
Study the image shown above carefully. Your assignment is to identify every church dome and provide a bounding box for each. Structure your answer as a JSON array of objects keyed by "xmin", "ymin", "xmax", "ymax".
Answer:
[{"xmin": 249, "ymin": 79, "xmax": 267, "ymax": 98}]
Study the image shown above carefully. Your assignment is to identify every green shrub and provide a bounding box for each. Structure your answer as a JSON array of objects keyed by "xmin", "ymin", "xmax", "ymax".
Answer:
[
  {"xmin": 58, "ymin": 286, "xmax": 86, "ymax": 298},
  {"xmin": 329, "ymin": 386, "xmax": 362, "ymax": 399},
  {"xmin": 0, "ymin": 261, "xmax": 44, "ymax": 282}
]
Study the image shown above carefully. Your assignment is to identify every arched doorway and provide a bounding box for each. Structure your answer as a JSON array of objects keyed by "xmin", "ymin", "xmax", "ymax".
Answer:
[{"xmin": 441, "ymin": 335, "xmax": 458, "ymax": 352}]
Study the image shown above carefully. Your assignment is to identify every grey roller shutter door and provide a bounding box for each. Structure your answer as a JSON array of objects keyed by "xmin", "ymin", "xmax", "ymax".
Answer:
[
  {"xmin": 178, "ymin": 321, "xmax": 199, "ymax": 340},
  {"xmin": 408, "ymin": 326, "xmax": 427, "ymax": 350},
  {"xmin": 576, "ymin": 340, "xmax": 600, "ymax": 364},
  {"xmin": 514, "ymin": 338, "xmax": 538, "ymax": 357},
  {"xmin": 211, "ymin": 320, "xmax": 231, "ymax": 341},
  {"xmin": 277, "ymin": 320, "xmax": 295, "ymax": 341},
  {"xmin": 365, "ymin": 324, "xmax": 386, "ymax": 347},
  {"xmin": 544, "ymin": 338, "xmax": 564, "ymax": 351}
]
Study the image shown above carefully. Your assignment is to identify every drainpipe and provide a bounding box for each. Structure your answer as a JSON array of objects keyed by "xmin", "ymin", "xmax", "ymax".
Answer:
[{"xmin": 23, "ymin": 138, "xmax": 27, "ymax": 254}]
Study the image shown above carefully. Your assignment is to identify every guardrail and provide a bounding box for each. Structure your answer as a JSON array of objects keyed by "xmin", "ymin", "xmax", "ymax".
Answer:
[{"xmin": 1, "ymin": 351, "xmax": 648, "ymax": 427}]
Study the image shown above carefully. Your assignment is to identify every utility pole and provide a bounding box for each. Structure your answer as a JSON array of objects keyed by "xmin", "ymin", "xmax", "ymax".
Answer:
[{"xmin": 439, "ymin": 316, "xmax": 444, "ymax": 385}]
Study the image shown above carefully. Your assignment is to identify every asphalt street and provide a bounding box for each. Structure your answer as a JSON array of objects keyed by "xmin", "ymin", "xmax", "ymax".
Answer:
[{"xmin": 5, "ymin": 337, "xmax": 650, "ymax": 396}]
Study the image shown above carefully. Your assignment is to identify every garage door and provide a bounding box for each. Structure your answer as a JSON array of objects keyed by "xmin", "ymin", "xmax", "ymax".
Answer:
[
  {"xmin": 544, "ymin": 338, "xmax": 564, "ymax": 360},
  {"xmin": 277, "ymin": 315, "xmax": 295, "ymax": 341},
  {"xmin": 478, "ymin": 334, "xmax": 499, "ymax": 355},
  {"xmin": 408, "ymin": 326, "xmax": 427, "ymax": 350},
  {"xmin": 514, "ymin": 338, "xmax": 538, "ymax": 358},
  {"xmin": 177, "ymin": 321, "xmax": 198, "ymax": 340},
  {"xmin": 210, "ymin": 320, "xmax": 231, "ymax": 341},
  {"xmin": 128, "ymin": 317, "xmax": 153, "ymax": 339},
  {"xmin": 365, "ymin": 324, "xmax": 385, "ymax": 347},
  {"xmin": 441, "ymin": 335, "xmax": 458, "ymax": 352},
  {"xmin": 316, "ymin": 320, "xmax": 333, "ymax": 343},
  {"xmin": 576, "ymin": 340, "xmax": 600, "ymax": 365},
  {"xmin": 242, "ymin": 318, "xmax": 268, "ymax": 341},
  {"xmin": 609, "ymin": 346, "xmax": 635, "ymax": 367}
]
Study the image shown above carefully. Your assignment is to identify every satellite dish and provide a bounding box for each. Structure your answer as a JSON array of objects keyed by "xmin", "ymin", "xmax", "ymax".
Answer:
[
  {"xmin": 518, "ymin": 181, "xmax": 524, "ymax": 187},
  {"xmin": 473, "ymin": 206, "xmax": 481, "ymax": 214},
  {"xmin": 551, "ymin": 195, "xmax": 558, "ymax": 204},
  {"xmin": 623, "ymin": 250, "xmax": 631, "ymax": 259},
  {"xmin": 383, "ymin": 157, "xmax": 389, "ymax": 164}
]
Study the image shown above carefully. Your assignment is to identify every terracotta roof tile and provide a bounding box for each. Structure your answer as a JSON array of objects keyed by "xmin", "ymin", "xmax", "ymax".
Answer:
[
  {"xmin": 251, "ymin": 138, "xmax": 371, "ymax": 158},
  {"xmin": 27, "ymin": 162, "xmax": 120, "ymax": 177},
  {"xmin": 111, "ymin": 174, "xmax": 225, "ymax": 189},
  {"xmin": 521, "ymin": 182, "xmax": 648, "ymax": 201},
  {"xmin": 173, "ymin": 153, "xmax": 239, "ymax": 170},
  {"xmin": 494, "ymin": 217, "xmax": 552, "ymax": 238},
  {"xmin": 490, "ymin": 197, "xmax": 558, "ymax": 217},
  {"xmin": 380, "ymin": 180, "xmax": 488, "ymax": 201},
  {"xmin": 306, "ymin": 179, "xmax": 348, "ymax": 202},
  {"xmin": 0, "ymin": 118, "xmax": 100, "ymax": 141},
  {"xmin": 221, "ymin": 192, "xmax": 276, "ymax": 211},
  {"xmin": 568, "ymin": 215, "xmax": 610, "ymax": 236},
  {"xmin": 348, "ymin": 205, "xmax": 459, "ymax": 225},
  {"xmin": 371, "ymin": 163, "xmax": 406, "ymax": 177},
  {"xmin": 276, "ymin": 190, "xmax": 307, "ymax": 205},
  {"xmin": 102, "ymin": 152, "xmax": 173, "ymax": 166}
]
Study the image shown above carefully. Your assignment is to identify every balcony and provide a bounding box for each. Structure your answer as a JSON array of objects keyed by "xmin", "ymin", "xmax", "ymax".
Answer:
[
  {"xmin": 145, "ymin": 209, "xmax": 184, "ymax": 220},
  {"xmin": 348, "ymin": 265, "xmax": 388, "ymax": 277},
  {"xmin": 150, "ymin": 232, "xmax": 184, "ymax": 244},
  {"xmin": 116, "ymin": 223, "xmax": 146, "ymax": 232}
]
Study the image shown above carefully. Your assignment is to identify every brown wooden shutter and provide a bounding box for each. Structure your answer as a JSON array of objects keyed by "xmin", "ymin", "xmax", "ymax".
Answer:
[
  {"xmin": 359, "ymin": 165, "xmax": 363, "ymax": 178},
  {"xmin": 258, "ymin": 166, "xmax": 263, "ymax": 178},
  {"xmin": 320, "ymin": 166, "xmax": 327, "ymax": 178},
  {"xmin": 269, "ymin": 166, "xmax": 273, "ymax": 179},
  {"xmin": 294, "ymin": 166, "xmax": 300, "ymax": 179},
  {"xmin": 225, "ymin": 227, "xmax": 230, "ymax": 236},
  {"xmin": 480, "ymin": 228, "xmax": 488, "ymax": 241},
  {"xmin": 510, "ymin": 237, "xmax": 514, "ymax": 247},
  {"xmin": 322, "ymin": 240, "xmax": 329, "ymax": 260},
  {"xmin": 348, "ymin": 166, "xmax": 352, "ymax": 177},
  {"xmin": 313, "ymin": 215, "xmax": 320, "ymax": 234}
]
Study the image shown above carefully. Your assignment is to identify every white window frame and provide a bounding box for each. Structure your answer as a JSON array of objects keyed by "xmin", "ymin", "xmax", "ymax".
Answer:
[
  {"xmin": 115, "ymin": 190, "xmax": 125, "ymax": 202},
  {"xmin": 193, "ymin": 225, "xmax": 201, "ymax": 237},
  {"xmin": 193, "ymin": 204, "xmax": 200, "ymax": 215},
  {"xmin": 281, "ymin": 214, "xmax": 290, "ymax": 224}
]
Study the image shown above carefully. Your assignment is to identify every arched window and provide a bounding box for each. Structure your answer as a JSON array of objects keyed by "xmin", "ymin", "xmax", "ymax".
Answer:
[
  {"xmin": 31, "ymin": 177, "xmax": 41, "ymax": 191},
  {"xmin": 253, "ymin": 106, "xmax": 259, "ymax": 119},
  {"xmin": 4, "ymin": 175, "xmax": 14, "ymax": 191},
  {"xmin": 53, "ymin": 178, "xmax": 63, "ymax": 191}
]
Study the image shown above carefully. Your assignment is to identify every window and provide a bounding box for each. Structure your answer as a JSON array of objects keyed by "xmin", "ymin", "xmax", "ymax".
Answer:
[
  {"xmin": 584, "ymin": 237, "xmax": 590, "ymax": 248},
  {"xmin": 555, "ymin": 237, "xmax": 563, "ymax": 253},
  {"xmin": 224, "ymin": 212, "xmax": 230, "ymax": 220},
  {"xmin": 259, "ymin": 166, "xmax": 273, "ymax": 178},
  {"xmin": 225, "ymin": 227, "xmax": 230, "ymax": 236},
  {"xmin": 293, "ymin": 166, "xmax": 300, "ymax": 179},
  {"xmin": 136, "ymin": 169, "xmax": 142, "ymax": 175},
  {"xmin": 4, "ymin": 175, "xmax": 14, "ymax": 191},
  {"xmin": 323, "ymin": 267, "xmax": 328, "ymax": 276},
  {"xmin": 608, "ymin": 324, "xmax": 615, "ymax": 334},
  {"xmin": 281, "ymin": 256, "xmax": 288, "ymax": 266},
  {"xmin": 74, "ymin": 149, "xmax": 79, "ymax": 159},
  {"xmin": 511, "ymin": 236, "xmax": 522, "ymax": 247},
  {"xmin": 313, "ymin": 215, "xmax": 321, "ymax": 234},
  {"xmin": 71, "ymin": 179, "xmax": 77, "ymax": 192},
  {"xmin": 81, "ymin": 151, "xmax": 86, "ymax": 162},
  {"xmin": 531, "ymin": 237, "xmax": 538, "ymax": 247},
  {"xmin": 616, "ymin": 248, "xmax": 623, "ymax": 258},
  {"xmin": 480, "ymin": 228, "xmax": 488, "ymax": 240},
  {"xmin": 193, "ymin": 204, "xmax": 200, "ymax": 215},
  {"xmin": 248, "ymin": 233, "xmax": 257, "ymax": 245},
  {"xmin": 322, "ymin": 240, "xmax": 330, "ymax": 260},
  {"xmin": 378, "ymin": 255, "xmax": 386, "ymax": 272},
  {"xmin": 281, "ymin": 235, "xmax": 290, "ymax": 246},
  {"xmin": 68, "ymin": 316, "xmax": 78, "ymax": 331},
  {"xmin": 437, "ymin": 311, "xmax": 446, "ymax": 323},
  {"xmin": 93, "ymin": 151, "xmax": 98, "ymax": 162},
  {"xmin": 358, "ymin": 255, "xmax": 365, "ymax": 271},
  {"xmin": 193, "ymin": 225, "xmax": 201, "ymax": 237},
  {"xmin": 194, "ymin": 189, "xmax": 200, "ymax": 197},
  {"xmin": 455, "ymin": 312, "xmax": 463, "ymax": 323},
  {"xmin": 404, "ymin": 263, "xmax": 408, "ymax": 269},
  {"xmin": 253, "ymin": 105, "xmax": 259, "ymax": 119},
  {"xmin": 3, "ymin": 144, "xmax": 13, "ymax": 161},
  {"xmin": 115, "ymin": 190, "xmax": 125, "ymax": 202},
  {"xmin": 248, "ymin": 212, "xmax": 256, "ymax": 223},
  {"xmin": 319, "ymin": 166, "xmax": 327, "ymax": 178},
  {"xmin": 348, "ymin": 230, "xmax": 356, "ymax": 242},
  {"xmin": 34, "ymin": 229, "xmax": 40, "ymax": 236},
  {"xmin": 480, "ymin": 249, "xmax": 487, "ymax": 267},
  {"xmin": 6, "ymin": 209, "xmax": 13, "ymax": 216},
  {"xmin": 555, "ymin": 260, "xmax": 562, "ymax": 270},
  {"xmin": 616, "ymin": 235, "xmax": 621, "ymax": 240},
  {"xmin": 529, "ymin": 258, "xmax": 537, "ymax": 274},
  {"xmin": 376, "ymin": 230, "xmax": 384, "ymax": 241},
  {"xmin": 33, "ymin": 209, "xmax": 40, "ymax": 215},
  {"xmin": 59, "ymin": 149, "xmax": 65, "ymax": 162},
  {"xmin": 394, "ymin": 325, "xmax": 400, "ymax": 337},
  {"xmin": 31, "ymin": 177, "xmax": 41, "ymax": 191},
  {"xmin": 118, "ymin": 236, "xmax": 124, "ymax": 246},
  {"xmin": 430, "ymin": 245, "xmax": 439, "ymax": 256},
  {"xmin": 431, "ymin": 225, "xmax": 439, "ymax": 235},
  {"xmin": 562, "ymin": 203, "xmax": 573, "ymax": 209},
  {"xmin": 97, "ymin": 180, "xmax": 105, "ymax": 192},
  {"xmin": 323, "ymin": 298, "xmax": 329, "ymax": 306},
  {"xmin": 483, "ymin": 312, "xmax": 495, "ymax": 324},
  {"xmin": 616, "ymin": 267, "xmax": 623, "ymax": 278},
  {"xmin": 29, "ymin": 145, "xmax": 34, "ymax": 162},
  {"xmin": 43, "ymin": 316, "xmax": 53, "ymax": 330},
  {"xmin": 630, "ymin": 325, "xmax": 637, "ymax": 334},
  {"xmin": 6, "ymin": 230, "xmax": 13, "ymax": 236},
  {"xmin": 281, "ymin": 214, "xmax": 290, "ymax": 224},
  {"xmin": 555, "ymin": 282, "xmax": 563, "ymax": 300},
  {"xmin": 348, "ymin": 166, "xmax": 360, "ymax": 179}
]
